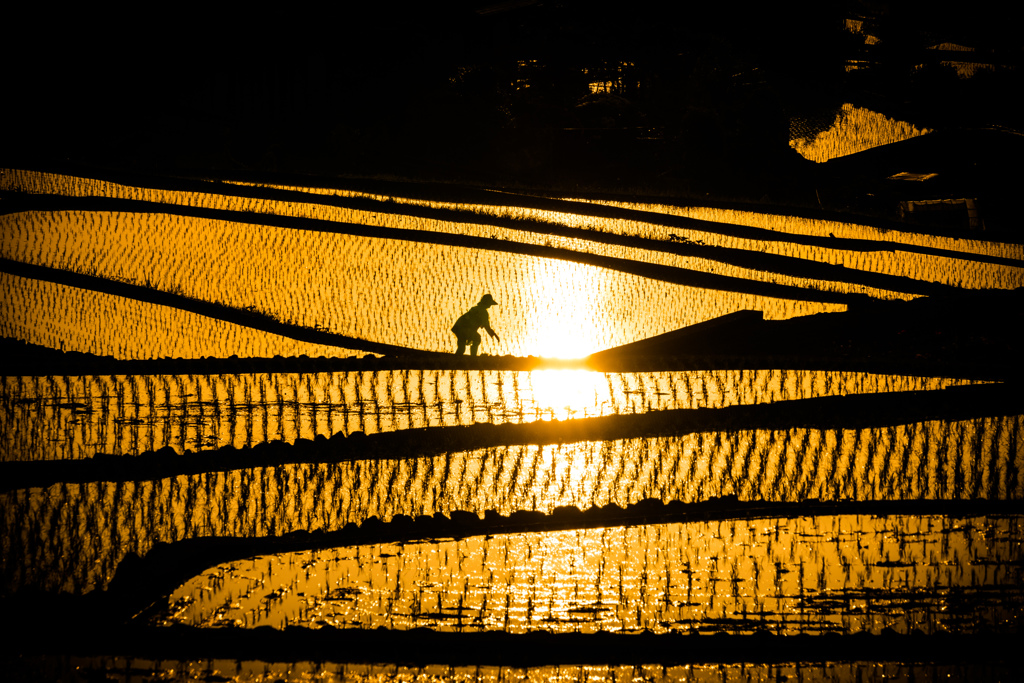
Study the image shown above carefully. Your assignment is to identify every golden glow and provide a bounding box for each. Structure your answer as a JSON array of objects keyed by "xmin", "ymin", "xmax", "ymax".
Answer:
[
  {"xmin": 3, "ymin": 370, "xmax": 987, "ymax": 462},
  {"xmin": 155, "ymin": 514, "xmax": 1021, "ymax": 636},
  {"xmin": 4, "ymin": 413, "xmax": 1020, "ymax": 593},
  {"xmin": 0, "ymin": 273, "xmax": 355, "ymax": 360},
  {"xmin": 514, "ymin": 258, "xmax": 618, "ymax": 358},
  {"xmin": 25, "ymin": 169, "xmax": 1020, "ymax": 362},
  {"xmin": 579, "ymin": 198, "xmax": 1024, "ymax": 272},
  {"xmin": 3, "ymin": 168, "xmax": 1022, "ymax": 665},
  {"xmin": 790, "ymin": 103, "xmax": 933, "ymax": 162},
  {"xmin": 527, "ymin": 369, "xmax": 606, "ymax": 420}
]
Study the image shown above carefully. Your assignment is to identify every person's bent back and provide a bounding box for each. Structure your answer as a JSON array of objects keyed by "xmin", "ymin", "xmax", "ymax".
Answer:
[{"xmin": 451, "ymin": 294, "xmax": 500, "ymax": 356}]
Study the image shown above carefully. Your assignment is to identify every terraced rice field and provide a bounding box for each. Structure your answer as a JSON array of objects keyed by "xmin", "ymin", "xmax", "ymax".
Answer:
[{"xmin": 1, "ymin": 166, "xmax": 1022, "ymax": 681}]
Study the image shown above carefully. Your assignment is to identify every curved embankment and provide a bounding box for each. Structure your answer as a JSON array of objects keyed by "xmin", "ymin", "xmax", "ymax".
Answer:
[
  {"xmin": 1, "ymin": 192, "xmax": 967, "ymax": 303},
  {"xmin": 8, "ymin": 165, "xmax": 1020, "ymax": 268},
  {"xmin": 7, "ymin": 612, "xmax": 1020, "ymax": 667},
  {"xmin": 3, "ymin": 382, "xmax": 1019, "ymax": 491},
  {"xmin": 5, "ymin": 496, "xmax": 1020, "ymax": 666},
  {"xmin": 0, "ymin": 258, "xmax": 442, "ymax": 359},
  {"xmin": 2, "ymin": 284, "xmax": 1022, "ymax": 380},
  {"xmin": 109, "ymin": 497, "xmax": 1023, "ymax": 605}
]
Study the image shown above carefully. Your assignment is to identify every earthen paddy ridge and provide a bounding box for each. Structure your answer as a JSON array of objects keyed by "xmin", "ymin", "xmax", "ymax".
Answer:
[{"xmin": 1, "ymin": 165, "xmax": 1022, "ymax": 676}]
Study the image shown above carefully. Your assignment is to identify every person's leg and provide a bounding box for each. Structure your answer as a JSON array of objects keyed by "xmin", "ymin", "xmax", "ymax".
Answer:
[
  {"xmin": 455, "ymin": 333, "xmax": 467, "ymax": 355},
  {"xmin": 468, "ymin": 330, "xmax": 482, "ymax": 356}
]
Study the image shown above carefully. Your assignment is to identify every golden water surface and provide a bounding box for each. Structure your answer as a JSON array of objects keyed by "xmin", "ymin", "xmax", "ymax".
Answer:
[
  {"xmin": 3, "ymin": 413, "xmax": 1020, "ymax": 593},
  {"xmin": 1, "ymin": 369, "xmax": 985, "ymax": 461},
  {"xmin": 4, "ymin": 168, "xmax": 1021, "ymax": 359},
  {"xmin": 156, "ymin": 514, "xmax": 1022, "ymax": 636},
  {"xmin": 1, "ymin": 164, "xmax": 1021, "ymax": 676}
]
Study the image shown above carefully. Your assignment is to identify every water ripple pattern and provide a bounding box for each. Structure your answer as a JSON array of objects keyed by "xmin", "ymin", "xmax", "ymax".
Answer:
[
  {"xmin": 156, "ymin": 515, "xmax": 1022, "ymax": 636},
  {"xmin": 1, "ymin": 167, "xmax": 1021, "ymax": 656},
  {"xmin": 5, "ymin": 169, "xmax": 1022, "ymax": 359},
  {"xmin": 1, "ymin": 370, "xmax": 985, "ymax": 461},
  {"xmin": 2, "ymin": 413, "xmax": 1020, "ymax": 593}
]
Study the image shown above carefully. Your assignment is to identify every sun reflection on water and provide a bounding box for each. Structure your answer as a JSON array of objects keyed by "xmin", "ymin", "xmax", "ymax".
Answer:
[
  {"xmin": 154, "ymin": 514, "xmax": 1023, "ymax": 636},
  {"xmin": 528, "ymin": 370, "xmax": 606, "ymax": 420},
  {"xmin": 513, "ymin": 258, "xmax": 621, "ymax": 359},
  {"xmin": 3, "ymin": 369, "xmax": 987, "ymax": 462}
]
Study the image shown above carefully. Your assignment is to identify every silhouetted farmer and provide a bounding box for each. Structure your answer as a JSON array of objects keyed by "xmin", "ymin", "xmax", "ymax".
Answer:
[{"xmin": 452, "ymin": 294, "xmax": 500, "ymax": 356}]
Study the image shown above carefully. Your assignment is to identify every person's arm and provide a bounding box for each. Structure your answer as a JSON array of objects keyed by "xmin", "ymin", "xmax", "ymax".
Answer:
[{"xmin": 481, "ymin": 308, "xmax": 499, "ymax": 341}]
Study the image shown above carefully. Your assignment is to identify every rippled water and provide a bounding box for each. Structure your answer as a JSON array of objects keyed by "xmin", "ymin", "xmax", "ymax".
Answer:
[
  {"xmin": 1, "ymin": 167, "xmax": 1021, "ymax": 676},
  {"xmin": 1, "ymin": 369, "xmax": 984, "ymax": 461},
  {"xmin": 3, "ymin": 168, "xmax": 1022, "ymax": 359},
  {"xmin": 156, "ymin": 514, "xmax": 1023, "ymax": 636},
  {"xmin": 0, "ymin": 272, "xmax": 355, "ymax": 360},
  {"xmin": 0, "ymin": 210, "xmax": 806, "ymax": 359},
  {"xmin": 789, "ymin": 103, "xmax": 933, "ymax": 162},
  {"xmin": 3, "ymin": 412, "xmax": 1020, "ymax": 593}
]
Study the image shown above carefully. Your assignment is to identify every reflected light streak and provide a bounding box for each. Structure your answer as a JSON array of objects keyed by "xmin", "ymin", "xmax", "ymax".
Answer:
[
  {"xmin": 155, "ymin": 514, "xmax": 1023, "ymax": 636},
  {"xmin": 528, "ymin": 370, "xmax": 606, "ymax": 420},
  {"xmin": 516, "ymin": 258, "xmax": 622, "ymax": 359}
]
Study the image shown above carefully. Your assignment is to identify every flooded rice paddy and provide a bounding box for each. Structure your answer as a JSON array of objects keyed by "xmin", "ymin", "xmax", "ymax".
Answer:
[
  {"xmin": 1, "ymin": 166, "xmax": 1022, "ymax": 677},
  {"xmin": 1, "ymin": 369, "xmax": 986, "ymax": 461},
  {"xmin": 3, "ymin": 412, "xmax": 1020, "ymax": 594},
  {"xmin": 157, "ymin": 514, "xmax": 1022, "ymax": 636},
  {"xmin": 789, "ymin": 103, "xmax": 933, "ymax": 163},
  {"xmin": 3, "ymin": 168, "xmax": 1023, "ymax": 359}
]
